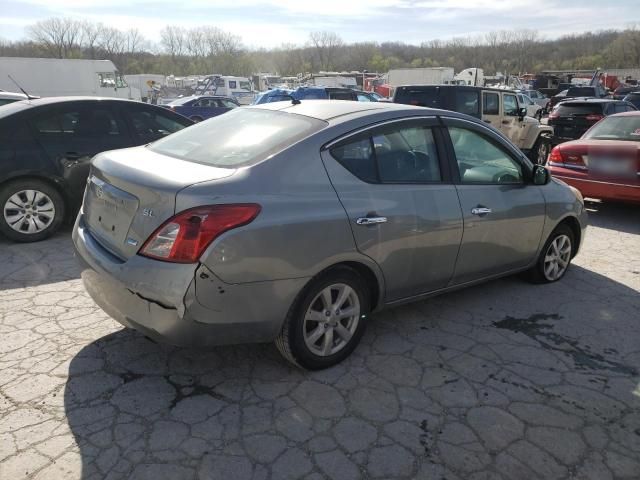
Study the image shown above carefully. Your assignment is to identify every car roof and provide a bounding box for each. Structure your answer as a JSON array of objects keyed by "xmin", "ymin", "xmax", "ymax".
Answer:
[
  {"xmin": 394, "ymin": 85, "xmax": 515, "ymax": 94},
  {"xmin": 0, "ymin": 91, "xmax": 28, "ymax": 100},
  {"xmin": 250, "ymin": 99, "xmax": 455, "ymax": 122},
  {"xmin": 558, "ymin": 98, "xmax": 621, "ymax": 104},
  {"xmin": 609, "ymin": 110, "xmax": 640, "ymax": 117},
  {"xmin": 0, "ymin": 96, "xmax": 159, "ymax": 119}
]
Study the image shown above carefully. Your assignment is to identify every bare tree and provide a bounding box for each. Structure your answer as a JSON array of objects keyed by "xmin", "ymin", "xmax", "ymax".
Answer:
[
  {"xmin": 160, "ymin": 25, "xmax": 186, "ymax": 58},
  {"xmin": 308, "ymin": 31, "xmax": 343, "ymax": 71},
  {"xmin": 80, "ymin": 21, "xmax": 101, "ymax": 59},
  {"xmin": 27, "ymin": 17, "xmax": 83, "ymax": 58}
]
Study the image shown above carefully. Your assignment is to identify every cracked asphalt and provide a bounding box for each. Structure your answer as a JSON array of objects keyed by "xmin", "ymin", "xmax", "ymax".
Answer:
[{"xmin": 1, "ymin": 201, "xmax": 639, "ymax": 480}]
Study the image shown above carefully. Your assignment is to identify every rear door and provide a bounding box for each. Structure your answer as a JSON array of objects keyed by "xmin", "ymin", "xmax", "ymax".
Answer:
[
  {"xmin": 28, "ymin": 101, "xmax": 131, "ymax": 199},
  {"xmin": 481, "ymin": 91, "xmax": 501, "ymax": 128},
  {"xmin": 442, "ymin": 117, "xmax": 546, "ymax": 284},
  {"xmin": 321, "ymin": 117, "xmax": 463, "ymax": 301}
]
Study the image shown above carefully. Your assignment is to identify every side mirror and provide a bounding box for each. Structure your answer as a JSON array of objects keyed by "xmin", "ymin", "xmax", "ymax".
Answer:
[
  {"xmin": 532, "ymin": 164, "xmax": 550, "ymax": 185},
  {"xmin": 518, "ymin": 107, "xmax": 527, "ymax": 118}
]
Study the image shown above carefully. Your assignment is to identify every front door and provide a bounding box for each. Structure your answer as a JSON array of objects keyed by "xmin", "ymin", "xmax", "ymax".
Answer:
[
  {"xmin": 321, "ymin": 118, "xmax": 463, "ymax": 301},
  {"xmin": 500, "ymin": 92, "xmax": 522, "ymax": 144},
  {"xmin": 443, "ymin": 119, "xmax": 546, "ymax": 285}
]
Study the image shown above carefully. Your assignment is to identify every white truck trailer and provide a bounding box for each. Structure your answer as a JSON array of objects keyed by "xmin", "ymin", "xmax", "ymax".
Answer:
[
  {"xmin": 0, "ymin": 57, "xmax": 132, "ymax": 99},
  {"xmin": 387, "ymin": 67, "xmax": 455, "ymax": 87}
]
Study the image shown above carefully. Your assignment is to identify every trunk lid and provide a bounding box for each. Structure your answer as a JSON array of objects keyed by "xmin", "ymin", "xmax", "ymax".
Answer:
[{"xmin": 84, "ymin": 145, "xmax": 236, "ymax": 260}]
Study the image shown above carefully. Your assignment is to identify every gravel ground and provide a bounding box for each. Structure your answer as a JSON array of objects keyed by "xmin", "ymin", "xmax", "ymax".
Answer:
[{"xmin": 1, "ymin": 200, "xmax": 639, "ymax": 480}]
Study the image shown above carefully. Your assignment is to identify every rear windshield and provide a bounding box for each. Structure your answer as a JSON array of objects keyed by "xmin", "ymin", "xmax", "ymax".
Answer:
[
  {"xmin": 567, "ymin": 87, "xmax": 595, "ymax": 96},
  {"xmin": 149, "ymin": 108, "xmax": 327, "ymax": 167},
  {"xmin": 556, "ymin": 103, "xmax": 604, "ymax": 116},
  {"xmin": 583, "ymin": 116, "xmax": 640, "ymax": 141}
]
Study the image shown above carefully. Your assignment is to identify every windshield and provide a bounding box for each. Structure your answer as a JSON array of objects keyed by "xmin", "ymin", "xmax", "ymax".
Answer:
[
  {"xmin": 149, "ymin": 108, "xmax": 327, "ymax": 167},
  {"xmin": 583, "ymin": 115, "xmax": 640, "ymax": 141}
]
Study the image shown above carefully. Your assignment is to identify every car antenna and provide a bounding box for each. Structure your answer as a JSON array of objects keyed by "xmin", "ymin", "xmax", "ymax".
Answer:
[{"xmin": 7, "ymin": 74, "xmax": 35, "ymax": 100}]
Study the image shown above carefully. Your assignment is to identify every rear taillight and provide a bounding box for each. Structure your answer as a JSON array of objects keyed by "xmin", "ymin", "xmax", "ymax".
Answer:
[
  {"xmin": 585, "ymin": 114, "xmax": 604, "ymax": 122},
  {"xmin": 548, "ymin": 110, "xmax": 559, "ymax": 119},
  {"xmin": 548, "ymin": 145, "xmax": 587, "ymax": 170},
  {"xmin": 139, "ymin": 204, "xmax": 261, "ymax": 263}
]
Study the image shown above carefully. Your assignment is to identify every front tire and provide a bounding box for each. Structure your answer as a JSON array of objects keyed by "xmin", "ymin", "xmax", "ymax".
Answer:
[
  {"xmin": 275, "ymin": 266, "xmax": 370, "ymax": 370},
  {"xmin": 527, "ymin": 224, "xmax": 574, "ymax": 284},
  {"xmin": 530, "ymin": 136, "xmax": 550, "ymax": 165},
  {"xmin": 0, "ymin": 179, "xmax": 65, "ymax": 243}
]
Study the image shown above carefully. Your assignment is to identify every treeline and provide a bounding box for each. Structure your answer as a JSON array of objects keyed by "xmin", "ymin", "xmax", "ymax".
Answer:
[{"xmin": 1, "ymin": 17, "xmax": 640, "ymax": 77}]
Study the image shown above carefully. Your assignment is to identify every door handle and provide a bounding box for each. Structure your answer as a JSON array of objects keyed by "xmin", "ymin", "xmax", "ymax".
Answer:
[
  {"xmin": 483, "ymin": 119, "xmax": 491, "ymax": 124},
  {"xmin": 471, "ymin": 207, "xmax": 492, "ymax": 216},
  {"xmin": 501, "ymin": 120, "xmax": 510, "ymax": 125},
  {"xmin": 356, "ymin": 216, "xmax": 388, "ymax": 225}
]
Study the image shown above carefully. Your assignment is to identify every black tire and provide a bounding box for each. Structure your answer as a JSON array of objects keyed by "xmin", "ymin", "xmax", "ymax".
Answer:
[
  {"xmin": 530, "ymin": 136, "xmax": 550, "ymax": 165},
  {"xmin": 0, "ymin": 179, "xmax": 65, "ymax": 243},
  {"xmin": 526, "ymin": 224, "xmax": 575, "ymax": 284},
  {"xmin": 190, "ymin": 116, "xmax": 204, "ymax": 123},
  {"xmin": 275, "ymin": 266, "xmax": 371, "ymax": 370}
]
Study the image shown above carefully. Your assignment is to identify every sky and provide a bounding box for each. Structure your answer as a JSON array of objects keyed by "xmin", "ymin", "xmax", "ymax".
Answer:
[{"xmin": 1, "ymin": 0, "xmax": 639, "ymax": 49}]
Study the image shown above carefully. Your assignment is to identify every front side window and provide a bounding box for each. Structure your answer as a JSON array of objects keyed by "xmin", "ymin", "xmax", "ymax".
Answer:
[
  {"xmin": 503, "ymin": 94, "xmax": 518, "ymax": 116},
  {"xmin": 239, "ymin": 81, "xmax": 251, "ymax": 91},
  {"xmin": 98, "ymin": 73, "xmax": 116, "ymax": 88},
  {"xmin": 221, "ymin": 99, "xmax": 239, "ymax": 108},
  {"xmin": 329, "ymin": 91, "xmax": 354, "ymax": 101},
  {"xmin": 449, "ymin": 127, "xmax": 523, "ymax": 184},
  {"xmin": 129, "ymin": 108, "xmax": 188, "ymax": 138},
  {"xmin": 357, "ymin": 93, "xmax": 373, "ymax": 102},
  {"xmin": 330, "ymin": 124, "xmax": 441, "ymax": 183},
  {"xmin": 483, "ymin": 92, "xmax": 499, "ymax": 115}
]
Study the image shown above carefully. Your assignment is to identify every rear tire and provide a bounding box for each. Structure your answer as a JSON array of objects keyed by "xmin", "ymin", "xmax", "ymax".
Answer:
[
  {"xmin": 526, "ymin": 224, "xmax": 574, "ymax": 284},
  {"xmin": 0, "ymin": 179, "xmax": 65, "ymax": 243},
  {"xmin": 275, "ymin": 266, "xmax": 370, "ymax": 370}
]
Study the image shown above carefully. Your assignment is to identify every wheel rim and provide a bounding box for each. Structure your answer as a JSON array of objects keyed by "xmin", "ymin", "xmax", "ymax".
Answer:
[
  {"xmin": 537, "ymin": 142, "xmax": 549, "ymax": 164},
  {"xmin": 303, "ymin": 283, "xmax": 361, "ymax": 357},
  {"xmin": 3, "ymin": 189, "xmax": 56, "ymax": 234},
  {"xmin": 543, "ymin": 234, "xmax": 571, "ymax": 281}
]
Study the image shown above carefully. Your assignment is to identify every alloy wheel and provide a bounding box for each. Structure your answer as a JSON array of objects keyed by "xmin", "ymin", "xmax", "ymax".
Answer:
[
  {"xmin": 3, "ymin": 189, "xmax": 56, "ymax": 234},
  {"xmin": 303, "ymin": 283, "xmax": 361, "ymax": 357},
  {"xmin": 543, "ymin": 234, "xmax": 572, "ymax": 281},
  {"xmin": 537, "ymin": 142, "xmax": 549, "ymax": 165}
]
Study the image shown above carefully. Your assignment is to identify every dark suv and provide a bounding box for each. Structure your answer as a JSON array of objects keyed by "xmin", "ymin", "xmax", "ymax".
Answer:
[
  {"xmin": 548, "ymin": 98, "xmax": 636, "ymax": 144},
  {"xmin": 0, "ymin": 97, "xmax": 193, "ymax": 242}
]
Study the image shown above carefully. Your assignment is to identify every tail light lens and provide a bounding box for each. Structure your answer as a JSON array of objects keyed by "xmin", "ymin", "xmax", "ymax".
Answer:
[
  {"xmin": 548, "ymin": 145, "xmax": 587, "ymax": 170},
  {"xmin": 585, "ymin": 114, "xmax": 604, "ymax": 122},
  {"xmin": 548, "ymin": 110, "xmax": 559, "ymax": 119},
  {"xmin": 139, "ymin": 204, "xmax": 261, "ymax": 263}
]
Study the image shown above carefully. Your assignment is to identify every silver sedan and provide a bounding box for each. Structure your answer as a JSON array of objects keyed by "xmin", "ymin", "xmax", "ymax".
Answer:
[{"xmin": 73, "ymin": 101, "xmax": 587, "ymax": 369}]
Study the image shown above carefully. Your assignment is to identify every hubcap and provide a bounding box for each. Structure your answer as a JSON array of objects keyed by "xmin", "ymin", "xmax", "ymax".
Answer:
[
  {"xmin": 303, "ymin": 283, "xmax": 361, "ymax": 357},
  {"xmin": 3, "ymin": 189, "xmax": 56, "ymax": 234},
  {"xmin": 543, "ymin": 234, "xmax": 572, "ymax": 281},
  {"xmin": 537, "ymin": 143, "xmax": 549, "ymax": 164}
]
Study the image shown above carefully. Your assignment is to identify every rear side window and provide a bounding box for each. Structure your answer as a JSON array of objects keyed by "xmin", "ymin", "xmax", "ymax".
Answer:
[
  {"xmin": 483, "ymin": 92, "xmax": 499, "ymax": 115},
  {"xmin": 149, "ymin": 108, "xmax": 326, "ymax": 168},
  {"xmin": 330, "ymin": 124, "xmax": 441, "ymax": 183},
  {"xmin": 454, "ymin": 91, "xmax": 480, "ymax": 117},
  {"xmin": 329, "ymin": 91, "xmax": 354, "ymax": 101},
  {"xmin": 394, "ymin": 88, "xmax": 439, "ymax": 107},
  {"xmin": 32, "ymin": 108, "xmax": 81, "ymax": 134},
  {"xmin": 128, "ymin": 108, "xmax": 188, "ymax": 137}
]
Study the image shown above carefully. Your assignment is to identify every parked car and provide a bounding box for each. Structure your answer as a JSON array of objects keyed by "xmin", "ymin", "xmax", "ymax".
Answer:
[
  {"xmin": 548, "ymin": 111, "xmax": 640, "ymax": 204},
  {"xmin": 548, "ymin": 89, "xmax": 569, "ymax": 111},
  {"xmin": 612, "ymin": 85, "xmax": 639, "ymax": 100},
  {"xmin": 0, "ymin": 90, "xmax": 29, "ymax": 106},
  {"xmin": 0, "ymin": 97, "xmax": 193, "ymax": 242},
  {"xmin": 548, "ymin": 98, "xmax": 636, "ymax": 145},
  {"xmin": 254, "ymin": 86, "xmax": 378, "ymax": 104},
  {"xmin": 516, "ymin": 92, "xmax": 542, "ymax": 118},
  {"xmin": 73, "ymin": 101, "xmax": 586, "ymax": 370},
  {"xmin": 393, "ymin": 85, "xmax": 553, "ymax": 164},
  {"xmin": 622, "ymin": 92, "xmax": 640, "ymax": 109},
  {"xmin": 164, "ymin": 95, "xmax": 239, "ymax": 122},
  {"xmin": 523, "ymin": 89, "xmax": 550, "ymax": 111}
]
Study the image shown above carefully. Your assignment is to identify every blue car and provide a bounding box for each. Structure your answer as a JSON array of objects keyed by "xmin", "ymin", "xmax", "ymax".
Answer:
[
  {"xmin": 254, "ymin": 87, "xmax": 378, "ymax": 104},
  {"xmin": 165, "ymin": 95, "xmax": 239, "ymax": 122}
]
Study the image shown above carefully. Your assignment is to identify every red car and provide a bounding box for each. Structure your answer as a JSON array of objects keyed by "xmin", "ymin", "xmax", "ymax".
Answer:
[{"xmin": 547, "ymin": 111, "xmax": 640, "ymax": 204}]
